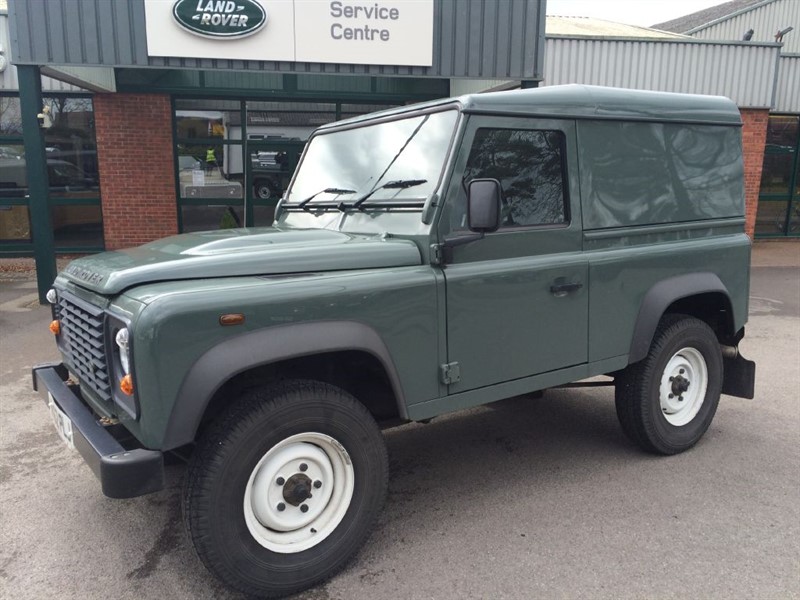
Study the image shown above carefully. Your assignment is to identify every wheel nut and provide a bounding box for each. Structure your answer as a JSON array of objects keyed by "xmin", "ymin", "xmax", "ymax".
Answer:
[
  {"xmin": 679, "ymin": 369, "xmax": 685, "ymax": 374},
  {"xmin": 277, "ymin": 503, "xmax": 286, "ymax": 512},
  {"xmin": 669, "ymin": 393, "xmax": 674, "ymax": 398},
  {"xmin": 299, "ymin": 463, "xmax": 308, "ymax": 472},
  {"xmin": 313, "ymin": 480, "xmax": 322, "ymax": 489},
  {"xmin": 678, "ymin": 396, "xmax": 684, "ymax": 402},
  {"xmin": 300, "ymin": 504, "xmax": 309, "ymax": 513},
  {"xmin": 276, "ymin": 477, "xmax": 285, "ymax": 486},
  {"xmin": 669, "ymin": 376, "xmax": 674, "ymax": 382}
]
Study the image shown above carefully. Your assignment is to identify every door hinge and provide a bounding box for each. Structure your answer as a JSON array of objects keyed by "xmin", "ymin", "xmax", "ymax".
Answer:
[
  {"xmin": 430, "ymin": 243, "xmax": 444, "ymax": 265},
  {"xmin": 440, "ymin": 362, "xmax": 461, "ymax": 385}
]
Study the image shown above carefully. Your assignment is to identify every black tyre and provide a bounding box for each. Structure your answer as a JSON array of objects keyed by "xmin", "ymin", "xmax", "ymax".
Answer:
[
  {"xmin": 254, "ymin": 178, "xmax": 278, "ymax": 200},
  {"xmin": 184, "ymin": 380, "xmax": 388, "ymax": 598},
  {"xmin": 615, "ymin": 314, "xmax": 723, "ymax": 455}
]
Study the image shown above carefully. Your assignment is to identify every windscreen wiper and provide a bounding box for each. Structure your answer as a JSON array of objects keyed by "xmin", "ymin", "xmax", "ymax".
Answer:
[
  {"xmin": 296, "ymin": 187, "xmax": 356, "ymax": 211},
  {"xmin": 352, "ymin": 179, "xmax": 428, "ymax": 211}
]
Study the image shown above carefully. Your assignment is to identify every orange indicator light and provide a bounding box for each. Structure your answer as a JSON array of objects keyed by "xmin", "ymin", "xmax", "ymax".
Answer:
[
  {"xmin": 219, "ymin": 313, "xmax": 245, "ymax": 326},
  {"xmin": 120, "ymin": 374, "xmax": 134, "ymax": 396},
  {"xmin": 49, "ymin": 320, "xmax": 61, "ymax": 335}
]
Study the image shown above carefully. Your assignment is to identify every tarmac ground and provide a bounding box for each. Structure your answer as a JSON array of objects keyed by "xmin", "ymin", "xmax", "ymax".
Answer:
[{"xmin": 0, "ymin": 241, "xmax": 798, "ymax": 599}]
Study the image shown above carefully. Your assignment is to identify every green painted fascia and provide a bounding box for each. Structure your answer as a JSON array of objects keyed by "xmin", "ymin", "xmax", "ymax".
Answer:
[{"xmin": 115, "ymin": 68, "xmax": 449, "ymax": 101}]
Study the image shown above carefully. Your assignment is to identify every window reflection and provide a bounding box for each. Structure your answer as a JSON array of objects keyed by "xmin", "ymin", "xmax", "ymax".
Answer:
[
  {"xmin": 42, "ymin": 97, "xmax": 99, "ymax": 199},
  {"xmin": 181, "ymin": 205, "xmax": 244, "ymax": 233},
  {"xmin": 177, "ymin": 144, "xmax": 243, "ymax": 199},
  {"xmin": 579, "ymin": 122, "xmax": 742, "ymax": 227},
  {"xmin": 0, "ymin": 96, "xmax": 23, "ymax": 136},
  {"xmin": 0, "ymin": 205, "xmax": 31, "ymax": 241},
  {"xmin": 0, "ymin": 145, "xmax": 28, "ymax": 198},
  {"xmin": 754, "ymin": 200, "xmax": 791, "ymax": 236},
  {"xmin": 288, "ymin": 110, "xmax": 458, "ymax": 203},
  {"xmin": 175, "ymin": 99, "xmax": 241, "ymax": 140},
  {"xmin": 463, "ymin": 128, "xmax": 567, "ymax": 229},
  {"xmin": 765, "ymin": 116, "xmax": 799, "ymax": 148},
  {"xmin": 51, "ymin": 205, "xmax": 103, "ymax": 248},
  {"xmin": 760, "ymin": 154, "xmax": 795, "ymax": 195},
  {"xmin": 0, "ymin": 94, "xmax": 103, "ymax": 250}
]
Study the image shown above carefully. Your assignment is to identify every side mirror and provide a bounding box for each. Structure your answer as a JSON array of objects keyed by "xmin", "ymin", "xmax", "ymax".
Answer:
[{"xmin": 467, "ymin": 179, "xmax": 501, "ymax": 233}]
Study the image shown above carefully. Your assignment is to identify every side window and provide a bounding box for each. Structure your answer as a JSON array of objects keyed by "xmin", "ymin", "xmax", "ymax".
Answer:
[{"xmin": 462, "ymin": 128, "xmax": 568, "ymax": 230}]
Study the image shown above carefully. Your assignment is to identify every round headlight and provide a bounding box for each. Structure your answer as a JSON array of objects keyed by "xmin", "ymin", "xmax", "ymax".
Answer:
[
  {"xmin": 115, "ymin": 328, "xmax": 131, "ymax": 374},
  {"xmin": 46, "ymin": 288, "xmax": 58, "ymax": 304}
]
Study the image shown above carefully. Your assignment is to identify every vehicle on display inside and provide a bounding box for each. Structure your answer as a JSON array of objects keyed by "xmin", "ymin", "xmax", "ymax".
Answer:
[{"xmin": 32, "ymin": 85, "xmax": 756, "ymax": 598}]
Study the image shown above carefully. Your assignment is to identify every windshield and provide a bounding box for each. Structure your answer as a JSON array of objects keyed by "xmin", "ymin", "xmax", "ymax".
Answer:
[{"xmin": 287, "ymin": 109, "xmax": 458, "ymax": 205}]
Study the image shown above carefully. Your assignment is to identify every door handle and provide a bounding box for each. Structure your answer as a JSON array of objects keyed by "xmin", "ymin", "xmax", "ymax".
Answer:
[{"xmin": 550, "ymin": 281, "xmax": 583, "ymax": 297}]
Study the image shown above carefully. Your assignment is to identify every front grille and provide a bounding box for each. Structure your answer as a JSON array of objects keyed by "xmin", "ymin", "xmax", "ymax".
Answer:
[{"xmin": 56, "ymin": 292, "xmax": 111, "ymax": 402}]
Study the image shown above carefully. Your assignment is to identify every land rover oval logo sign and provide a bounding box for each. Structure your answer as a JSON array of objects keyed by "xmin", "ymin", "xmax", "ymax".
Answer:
[{"xmin": 172, "ymin": 0, "xmax": 267, "ymax": 38}]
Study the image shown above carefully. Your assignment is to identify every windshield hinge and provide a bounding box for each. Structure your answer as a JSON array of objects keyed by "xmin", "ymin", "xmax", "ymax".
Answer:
[
  {"xmin": 430, "ymin": 243, "xmax": 444, "ymax": 265},
  {"xmin": 440, "ymin": 362, "xmax": 460, "ymax": 385}
]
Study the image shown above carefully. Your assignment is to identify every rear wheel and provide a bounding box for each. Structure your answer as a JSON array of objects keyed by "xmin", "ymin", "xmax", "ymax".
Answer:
[
  {"xmin": 615, "ymin": 315, "xmax": 723, "ymax": 455},
  {"xmin": 184, "ymin": 380, "xmax": 388, "ymax": 598}
]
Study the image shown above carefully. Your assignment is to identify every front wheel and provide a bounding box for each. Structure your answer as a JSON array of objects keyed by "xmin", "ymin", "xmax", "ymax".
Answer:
[
  {"xmin": 615, "ymin": 315, "xmax": 723, "ymax": 455},
  {"xmin": 184, "ymin": 380, "xmax": 388, "ymax": 598}
]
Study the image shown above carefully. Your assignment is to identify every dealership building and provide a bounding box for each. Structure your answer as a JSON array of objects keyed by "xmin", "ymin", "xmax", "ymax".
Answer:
[{"xmin": 0, "ymin": 0, "xmax": 797, "ymax": 300}]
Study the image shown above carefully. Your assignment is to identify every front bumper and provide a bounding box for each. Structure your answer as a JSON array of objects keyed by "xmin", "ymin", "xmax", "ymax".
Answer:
[{"xmin": 32, "ymin": 363, "xmax": 164, "ymax": 499}]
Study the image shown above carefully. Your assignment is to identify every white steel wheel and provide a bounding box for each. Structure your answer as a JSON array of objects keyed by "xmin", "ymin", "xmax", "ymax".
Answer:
[
  {"xmin": 244, "ymin": 432, "xmax": 355, "ymax": 553},
  {"xmin": 185, "ymin": 381, "xmax": 388, "ymax": 598},
  {"xmin": 658, "ymin": 347, "xmax": 708, "ymax": 427},
  {"xmin": 615, "ymin": 315, "xmax": 723, "ymax": 455}
]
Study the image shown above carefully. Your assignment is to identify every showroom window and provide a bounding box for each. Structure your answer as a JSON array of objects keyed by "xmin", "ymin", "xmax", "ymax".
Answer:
[
  {"xmin": 173, "ymin": 98, "xmax": 396, "ymax": 232},
  {"xmin": 755, "ymin": 115, "xmax": 800, "ymax": 237},
  {"xmin": 0, "ymin": 93, "xmax": 103, "ymax": 253}
]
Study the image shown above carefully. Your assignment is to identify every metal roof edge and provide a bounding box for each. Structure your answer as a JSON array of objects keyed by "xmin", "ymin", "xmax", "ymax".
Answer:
[
  {"xmin": 545, "ymin": 34, "xmax": 782, "ymax": 47},
  {"xmin": 685, "ymin": 0, "xmax": 779, "ymax": 35}
]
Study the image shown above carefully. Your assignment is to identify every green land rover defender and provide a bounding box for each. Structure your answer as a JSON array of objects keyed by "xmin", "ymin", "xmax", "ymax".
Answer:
[{"xmin": 33, "ymin": 85, "xmax": 756, "ymax": 598}]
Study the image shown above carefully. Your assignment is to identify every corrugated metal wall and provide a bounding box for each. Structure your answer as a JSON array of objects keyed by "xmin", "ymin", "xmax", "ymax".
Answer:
[
  {"xmin": 8, "ymin": 0, "xmax": 545, "ymax": 80},
  {"xmin": 689, "ymin": 0, "xmax": 800, "ymax": 54},
  {"xmin": 543, "ymin": 37, "xmax": 780, "ymax": 108},
  {"xmin": 774, "ymin": 54, "xmax": 800, "ymax": 112},
  {"xmin": 449, "ymin": 79, "xmax": 516, "ymax": 95},
  {"xmin": 0, "ymin": 13, "xmax": 79, "ymax": 91}
]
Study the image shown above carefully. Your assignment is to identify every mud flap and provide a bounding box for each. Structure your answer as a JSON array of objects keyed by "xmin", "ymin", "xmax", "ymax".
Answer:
[{"xmin": 722, "ymin": 352, "xmax": 756, "ymax": 399}]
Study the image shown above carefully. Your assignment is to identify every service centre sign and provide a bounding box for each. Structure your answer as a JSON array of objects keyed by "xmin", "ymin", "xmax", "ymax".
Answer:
[{"xmin": 144, "ymin": 0, "xmax": 434, "ymax": 66}]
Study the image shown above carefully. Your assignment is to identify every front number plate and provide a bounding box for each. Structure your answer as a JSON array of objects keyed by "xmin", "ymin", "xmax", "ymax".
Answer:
[{"xmin": 48, "ymin": 393, "xmax": 75, "ymax": 450}]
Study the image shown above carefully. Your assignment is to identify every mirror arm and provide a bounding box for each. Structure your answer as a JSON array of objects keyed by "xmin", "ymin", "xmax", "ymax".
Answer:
[
  {"xmin": 439, "ymin": 232, "xmax": 484, "ymax": 264},
  {"xmin": 443, "ymin": 232, "xmax": 484, "ymax": 249}
]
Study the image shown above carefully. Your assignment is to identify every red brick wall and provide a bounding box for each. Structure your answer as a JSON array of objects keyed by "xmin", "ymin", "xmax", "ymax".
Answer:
[
  {"xmin": 94, "ymin": 94, "xmax": 177, "ymax": 250},
  {"xmin": 740, "ymin": 109, "xmax": 769, "ymax": 239}
]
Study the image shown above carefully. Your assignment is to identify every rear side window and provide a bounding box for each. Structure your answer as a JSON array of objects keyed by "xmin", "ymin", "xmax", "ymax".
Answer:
[
  {"xmin": 464, "ymin": 128, "xmax": 568, "ymax": 229},
  {"xmin": 577, "ymin": 121, "xmax": 743, "ymax": 228}
]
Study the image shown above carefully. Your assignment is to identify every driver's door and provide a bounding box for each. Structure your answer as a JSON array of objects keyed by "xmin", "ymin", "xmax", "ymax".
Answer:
[{"xmin": 438, "ymin": 116, "xmax": 588, "ymax": 393}]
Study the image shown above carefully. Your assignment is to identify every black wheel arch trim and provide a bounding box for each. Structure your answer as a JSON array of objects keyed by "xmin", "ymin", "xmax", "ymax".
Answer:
[
  {"xmin": 162, "ymin": 321, "xmax": 408, "ymax": 449},
  {"xmin": 628, "ymin": 272, "xmax": 732, "ymax": 365}
]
